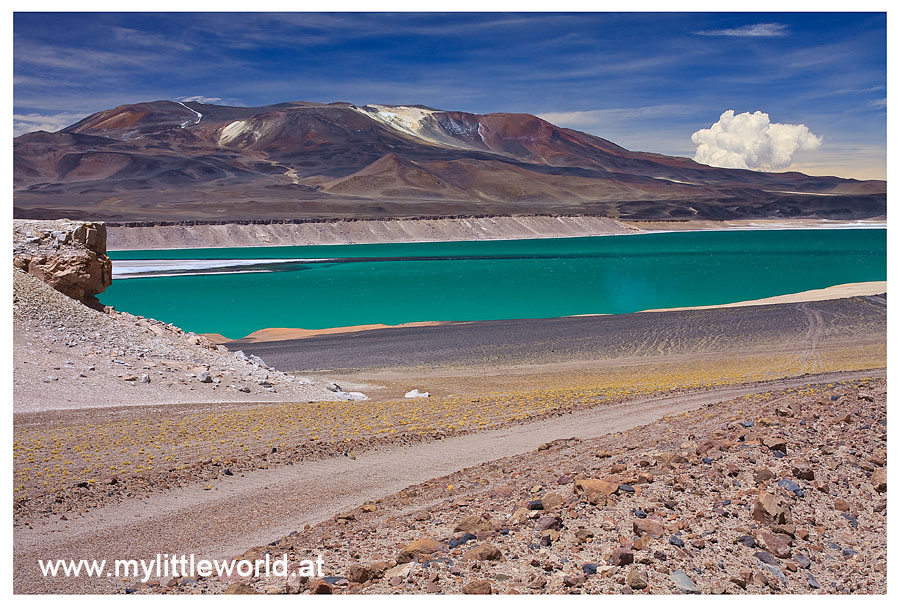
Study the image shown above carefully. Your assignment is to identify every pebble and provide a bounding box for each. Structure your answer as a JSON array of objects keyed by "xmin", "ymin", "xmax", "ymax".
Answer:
[{"xmin": 670, "ymin": 570, "xmax": 700, "ymax": 594}]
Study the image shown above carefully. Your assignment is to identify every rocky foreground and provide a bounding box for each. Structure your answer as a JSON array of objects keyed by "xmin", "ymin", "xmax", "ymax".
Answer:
[{"xmin": 140, "ymin": 377, "xmax": 886, "ymax": 595}]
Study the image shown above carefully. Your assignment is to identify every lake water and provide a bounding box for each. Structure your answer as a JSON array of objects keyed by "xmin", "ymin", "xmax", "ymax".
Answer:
[{"xmin": 103, "ymin": 229, "xmax": 887, "ymax": 340}]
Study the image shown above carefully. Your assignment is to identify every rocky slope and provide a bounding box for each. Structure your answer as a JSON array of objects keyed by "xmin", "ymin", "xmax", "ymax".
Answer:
[
  {"xmin": 105, "ymin": 215, "xmax": 642, "ymax": 249},
  {"xmin": 12, "ymin": 219, "xmax": 358, "ymax": 411},
  {"xmin": 14, "ymin": 100, "xmax": 885, "ymax": 222},
  {"xmin": 143, "ymin": 377, "xmax": 886, "ymax": 595}
]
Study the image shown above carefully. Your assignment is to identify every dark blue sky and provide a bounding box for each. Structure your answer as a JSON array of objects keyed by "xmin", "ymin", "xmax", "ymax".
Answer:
[{"xmin": 13, "ymin": 12, "xmax": 886, "ymax": 179}]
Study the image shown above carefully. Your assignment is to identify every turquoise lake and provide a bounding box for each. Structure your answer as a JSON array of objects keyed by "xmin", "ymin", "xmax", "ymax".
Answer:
[{"xmin": 103, "ymin": 229, "xmax": 887, "ymax": 340}]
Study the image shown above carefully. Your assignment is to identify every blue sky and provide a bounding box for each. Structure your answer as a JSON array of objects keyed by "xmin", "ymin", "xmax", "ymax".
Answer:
[{"xmin": 13, "ymin": 11, "xmax": 886, "ymax": 179}]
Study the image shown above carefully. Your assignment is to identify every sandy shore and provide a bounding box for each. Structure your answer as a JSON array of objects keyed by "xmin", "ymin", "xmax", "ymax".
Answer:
[{"xmin": 639, "ymin": 281, "xmax": 886, "ymax": 313}]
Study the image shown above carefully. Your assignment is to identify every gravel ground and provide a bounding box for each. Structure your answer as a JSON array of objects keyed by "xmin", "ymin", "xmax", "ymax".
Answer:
[
  {"xmin": 140, "ymin": 376, "xmax": 885, "ymax": 596},
  {"xmin": 13, "ymin": 268, "xmax": 349, "ymax": 412},
  {"xmin": 231, "ymin": 295, "xmax": 887, "ymax": 373}
]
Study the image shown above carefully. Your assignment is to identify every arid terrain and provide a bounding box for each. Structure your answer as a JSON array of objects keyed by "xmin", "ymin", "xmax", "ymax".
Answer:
[
  {"xmin": 14, "ymin": 100, "xmax": 885, "ymax": 223},
  {"xmin": 11, "ymin": 218, "xmax": 887, "ymax": 595}
]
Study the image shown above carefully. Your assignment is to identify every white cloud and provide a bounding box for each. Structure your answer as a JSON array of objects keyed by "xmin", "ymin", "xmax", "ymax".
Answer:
[
  {"xmin": 691, "ymin": 110, "xmax": 822, "ymax": 171},
  {"xmin": 178, "ymin": 95, "xmax": 224, "ymax": 105},
  {"xmin": 694, "ymin": 23, "xmax": 788, "ymax": 38},
  {"xmin": 13, "ymin": 112, "xmax": 85, "ymax": 136}
]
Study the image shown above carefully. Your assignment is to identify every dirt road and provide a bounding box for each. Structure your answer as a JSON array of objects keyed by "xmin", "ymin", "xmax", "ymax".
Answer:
[{"xmin": 13, "ymin": 369, "xmax": 883, "ymax": 594}]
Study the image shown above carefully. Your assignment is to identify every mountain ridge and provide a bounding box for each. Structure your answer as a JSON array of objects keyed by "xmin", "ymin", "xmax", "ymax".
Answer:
[{"xmin": 13, "ymin": 99, "xmax": 885, "ymax": 222}]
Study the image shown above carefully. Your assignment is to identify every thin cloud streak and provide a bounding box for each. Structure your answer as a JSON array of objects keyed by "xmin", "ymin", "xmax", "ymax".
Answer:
[{"xmin": 694, "ymin": 23, "xmax": 788, "ymax": 37}]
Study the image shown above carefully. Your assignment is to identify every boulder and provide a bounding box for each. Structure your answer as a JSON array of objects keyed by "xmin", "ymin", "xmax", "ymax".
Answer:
[
  {"xmin": 454, "ymin": 515, "xmax": 493, "ymax": 534},
  {"xmin": 13, "ymin": 220, "xmax": 112, "ymax": 308},
  {"xmin": 462, "ymin": 580, "xmax": 492, "ymax": 594}
]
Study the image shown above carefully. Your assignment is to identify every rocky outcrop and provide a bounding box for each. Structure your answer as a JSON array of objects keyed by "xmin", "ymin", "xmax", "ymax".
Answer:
[{"xmin": 13, "ymin": 219, "xmax": 112, "ymax": 308}]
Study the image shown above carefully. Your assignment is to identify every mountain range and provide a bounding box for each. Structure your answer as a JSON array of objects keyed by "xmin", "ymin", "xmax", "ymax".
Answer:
[{"xmin": 13, "ymin": 100, "xmax": 886, "ymax": 222}]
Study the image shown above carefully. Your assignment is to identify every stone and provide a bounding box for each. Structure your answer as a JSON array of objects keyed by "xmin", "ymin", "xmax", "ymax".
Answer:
[
  {"xmin": 308, "ymin": 580, "xmax": 333, "ymax": 594},
  {"xmin": 462, "ymin": 544, "xmax": 503, "ymax": 561},
  {"xmin": 346, "ymin": 564, "xmax": 371, "ymax": 584},
  {"xmin": 563, "ymin": 574, "xmax": 586, "ymax": 588},
  {"xmin": 792, "ymin": 554, "xmax": 811, "ymax": 569},
  {"xmin": 755, "ymin": 468, "xmax": 775, "ymax": 484},
  {"xmin": 462, "ymin": 580, "xmax": 492, "ymax": 594},
  {"xmin": 755, "ymin": 551, "xmax": 778, "ymax": 565},
  {"xmin": 872, "ymin": 467, "xmax": 887, "ymax": 493},
  {"xmin": 669, "ymin": 535, "xmax": 685, "ymax": 548},
  {"xmin": 449, "ymin": 533, "xmax": 476, "ymax": 548},
  {"xmin": 792, "ymin": 467, "xmax": 815, "ymax": 481},
  {"xmin": 197, "ymin": 371, "xmax": 212, "ymax": 383},
  {"xmin": 535, "ymin": 515, "xmax": 563, "ymax": 532},
  {"xmin": 761, "ymin": 436, "xmax": 787, "ymax": 453},
  {"xmin": 139, "ymin": 373, "xmax": 150, "ymax": 384},
  {"xmin": 454, "ymin": 515, "xmax": 493, "ymax": 534},
  {"xmin": 575, "ymin": 529, "xmax": 594, "ymax": 543},
  {"xmin": 752, "ymin": 492, "xmax": 791, "ymax": 526},
  {"xmin": 670, "ymin": 570, "xmax": 700, "ymax": 594},
  {"xmin": 736, "ymin": 535, "xmax": 756, "ymax": 548},
  {"xmin": 574, "ymin": 478, "xmax": 617, "ymax": 498},
  {"xmin": 397, "ymin": 538, "xmax": 442, "ymax": 563},
  {"xmin": 758, "ymin": 530, "xmax": 791, "ymax": 558},
  {"xmin": 610, "ymin": 548, "xmax": 633, "ymax": 566},
  {"xmin": 833, "ymin": 498, "xmax": 850, "ymax": 512},
  {"xmin": 368, "ymin": 561, "xmax": 392, "ymax": 579},
  {"xmin": 633, "ymin": 518, "xmax": 664, "ymax": 538},
  {"xmin": 541, "ymin": 492, "xmax": 564, "ymax": 510},
  {"xmin": 777, "ymin": 478, "xmax": 804, "ymax": 498},
  {"xmin": 626, "ymin": 567, "xmax": 649, "ymax": 590}
]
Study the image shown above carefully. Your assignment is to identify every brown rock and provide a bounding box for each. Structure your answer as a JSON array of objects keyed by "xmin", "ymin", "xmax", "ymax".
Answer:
[
  {"xmin": 461, "ymin": 544, "xmax": 503, "ymax": 561},
  {"xmin": 575, "ymin": 529, "xmax": 595, "ymax": 543},
  {"xmin": 792, "ymin": 467, "xmax": 815, "ymax": 481},
  {"xmin": 610, "ymin": 548, "xmax": 634, "ymax": 566},
  {"xmin": 761, "ymin": 436, "xmax": 787, "ymax": 453},
  {"xmin": 309, "ymin": 580, "xmax": 333, "ymax": 594},
  {"xmin": 752, "ymin": 492, "xmax": 792, "ymax": 526},
  {"xmin": 541, "ymin": 492, "xmax": 564, "ymax": 510},
  {"xmin": 574, "ymin": 478, "xmax": 618, "ymax": 498},
  {"xmin": 755, "ymin": 468, "xmax": 776, "ymax": 484},
  {"xmin": 368, "ymin": 561, "xmax": 392, "ymax": 579},
  {"xmin": 397, "ymin": 538, "xmax": 442, "ymax": 563},
  {"xmin": 462, "ymin": 580, "xmax": 492, "ymax": 594},
  {"xmin": 454, "ymin": 515, "xmax": 493, "ymax": 534},
  {"xmin": 346, "ymin": 564, "xmax": 371, "ymax": 584},
  {"xmin": 758, "ymin": 530, "xmax": 792, "ymax": 558},
  {"xmin": 833, "ymin": 498, "xmax": 850, "ymax": 512},
  {"xmin": 14, "ymin": 221, "xmax": 112, "ymax": 307},
  {"xmin": 626, "ymin": 567, "xmax": 648, "ymax": 590},
  {"xmin": 633, "ymin": 518, "xmax": 664, "ymax": 538},
  {"xmin": 872, "ymin": 467, "xmax": 887, "ymax": 493}
]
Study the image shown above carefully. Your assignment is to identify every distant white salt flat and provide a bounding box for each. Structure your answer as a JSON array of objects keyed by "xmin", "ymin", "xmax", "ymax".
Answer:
[{"xmin": 112, "ymin": 258, "xmax": 309, "ymax": 278}]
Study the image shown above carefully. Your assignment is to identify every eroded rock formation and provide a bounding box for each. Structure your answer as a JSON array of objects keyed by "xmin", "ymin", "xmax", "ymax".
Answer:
[{"xmin": 13, "ymin": 219, "xmax": 112, "ymax": 308}]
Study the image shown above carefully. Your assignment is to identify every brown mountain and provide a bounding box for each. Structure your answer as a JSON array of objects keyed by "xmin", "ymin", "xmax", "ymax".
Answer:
[{"xmin": 13, "ymin": 100, "xmax": 886, "ymax": 222}]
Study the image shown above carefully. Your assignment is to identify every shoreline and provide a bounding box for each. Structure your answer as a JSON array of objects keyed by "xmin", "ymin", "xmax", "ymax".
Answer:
[
  {"xmin": 107, "ymin": 215, "xmax": 886, "ymax": 251},
  {"xmin": 212, "ymin": 280, "xmax": 886, "ymax": 344}
]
